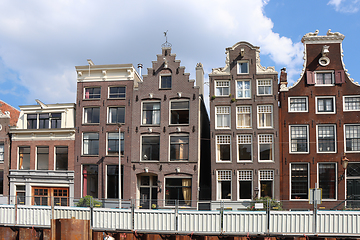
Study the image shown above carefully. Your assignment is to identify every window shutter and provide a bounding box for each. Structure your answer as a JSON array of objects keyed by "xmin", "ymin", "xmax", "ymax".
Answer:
[
  {"xmin": 306, "ymin": 71, "xmax": 315, "ymax": 85},
  {"xmin": 335, "ymin": 70, "xmax": 345, "ymax": 84}
]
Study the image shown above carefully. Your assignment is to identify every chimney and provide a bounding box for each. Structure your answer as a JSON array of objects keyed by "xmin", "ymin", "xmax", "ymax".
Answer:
[
  {"xmin": 196, "ymin": 63, "xmax": 204, "ymax": 96},
  {"xmin": 137, "ymin": 63, "xmax": 143, "ymax": 78},
  {"xmin": 280, "ymin": 67, "xmax": 287, "ymax": 86}
]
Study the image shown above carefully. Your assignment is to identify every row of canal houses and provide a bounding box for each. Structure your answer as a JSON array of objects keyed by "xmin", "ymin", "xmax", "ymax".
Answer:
[{"xmin": 0, "ymin": 30, "xmax": 359, "ymax": 210}]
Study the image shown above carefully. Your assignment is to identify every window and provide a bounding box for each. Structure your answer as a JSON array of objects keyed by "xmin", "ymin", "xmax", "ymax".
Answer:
[
  {"xmin": 291, "ymin": 163, "xmax": 309, "ymax": 200},
  {"xmin": 160, "ymin": 75, "xmax": 172, "ymax": 89},
  {"xmin": 237, "ymin": 135, "xmax": 252, "ymax": 161},
  {"xmin": 165, "ymin": 178, "xmax": 192, "ymax": 206},
  {"xmin": 16, "ymin": 185, "xmax": 25, "ymax": 205},
  {"xmin": 344, "ymin": 96, "xmax": 360, "ymax": 111},
  {"xmin": 83, "ymin": 133, "xmax": 99, "ymax": 155},
  {"xmin": 84, "ymin": 107, "xmax": 100, "ymax": 124},
  {"xmin": 237, "ymin": 61, "xmax": 249, "ymax": 74},
  {"xmin": 55, "ymin": 147, "xmax": 68, "ymax": 170},
  {"xmin": 238, "ymin": 170, "xmax": 252, "ymax": 200},
  {"xmin": 39, "ymin": 114, "xmax": 49, "ymax": 129},
  {"xmin": 345, "ymin": 125, "xmax": 360, "ymax": 152},
  {"xmin": 259, "ymin": 170, "xmax": 274, "ymax": 198},
  {"xmin": 19, "ymin": 147, "xmax": 30, "ymax": 170},
  {"xmin": 257, "ymin": 79, "xmax": 272, "ymax": 95},
  {"xmin": 236, "ymin": 80, "xmax": 251, "ymax": 98},
  {"xmin": 27, "ymin": 114, "xmax": 37, "ymax": 129},
  {"xmin": 317, "ymin": 125, "xmax": 336, "ymax": 153},
  {"xmin": 216, "ymin": 106, "xmax": 230, "ymax": 129},
  {"xmin": 84, "ymin": 87, "xmax": 101, "ymax": 99},
  {"xmin": 0, "ymin": 170, "xmax": 3, "ymax": 195},
  {"xmin": 108, "ymin": 107, "xmax": 125, "ymax": 124},
  {"xmin": 237, "ymin": 106, "xmax": 251, "ymax": 128},
  {"xmin": 216, "ymin": 135, "xmax": 231, "ymax": 162},
  {"xmin": 215, "ymin": 81, "xmax": 230, "ymax": 96},
  {"xmin": 107, "ymin": 132, "xmax": 124, "ymax": 156},
  {"xmin": 217, "ymin": 170, "xmax": 232, "ymax": 200},
  {"xmin": 258, "ymin": 135, "xmax": 273, "ymax": 161},
  {"xmin": 141, "ymin": 136, "xmax": 160, "ymax": 161},
  {"xmin": 289, "ymin": 97, "xmax": 308, "ymax": 112},
  {"xmin": 50, "ymin": 113, "xmax": 61, "ymax": 128},
  {"xmin": 318, "ymin": 163, "xmax": 336, "ymax": 199},
  {"xmin": 33, "ymin": 188, "xmax": 49, "ymax": 206},
  {"xmin": 170, "ymin": 136, "xmax": 189, "ymax": 161},
  {"xmin": 142, "ymin": 102, "xmax": 160, "ymax": 125},
  {"xmin": 37, "ymin": 147, "xmax": 49, "ymax": 170},
  {"xmin": 316, "ymin": 97, "xmax": 335, "ymax": 114},
  {"xmin": 0, "ymin": 143, "xmax": 4, "ymax": 162},
  {"xmin": 290, "ymin": 125, "xmax": 309, "ymax": 153},
  {"xmin": 316, "ymin": 72, "xmax": 334, "ymax": 85},
  {"xmin": 53, "ymin": 188, "xmax": 69, "ymax": 206},
  {"xmin": 170, "ymin": 101, "xmax": 189, "ymax": 125},
  {"xmin": 139, "ymin": 175, "xmax": 158, "ymax": 209},
  {"xmin": 107, "ymin": 165, "xmax": 119, "ymax": 199},
  {"xmin": 258, "ymin": 105, "xmax": 273, "ymax": 128},
  {"xmin": 109, "ymin": 86, "xmax": 126, "ymax": 99},
  {"xmin": 82, "ymin": 165, "xmax": 98, "ymax": 198}
]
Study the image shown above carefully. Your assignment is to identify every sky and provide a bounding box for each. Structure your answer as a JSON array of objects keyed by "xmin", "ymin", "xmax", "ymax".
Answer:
[{"xmin": 0, "ymin": 0, "xmax": 359, "ymax": 110}]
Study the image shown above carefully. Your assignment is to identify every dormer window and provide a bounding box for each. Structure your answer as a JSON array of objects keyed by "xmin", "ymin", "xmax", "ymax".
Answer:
[
  {"xmin": 237, "ymin": 61, "xmax": 249, "ymax": 74},
  {"xmin": 160, "ymin": 75, "xmax": 172, "ymax": 89}
]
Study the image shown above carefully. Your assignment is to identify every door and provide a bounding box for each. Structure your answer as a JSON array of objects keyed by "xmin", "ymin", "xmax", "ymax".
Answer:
[
  {"xmin": 346, "ymin": 163, "xmax": 360, "ymax": 208},
  {"xmin": 138, "ymin": 175, "xmax": 158, "ymax": 209}
]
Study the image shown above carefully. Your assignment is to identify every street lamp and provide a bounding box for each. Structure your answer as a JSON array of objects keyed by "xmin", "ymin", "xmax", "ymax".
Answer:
[{"xmin": 118, "ymin": 123, "xmax": 123, "ymax": 208}]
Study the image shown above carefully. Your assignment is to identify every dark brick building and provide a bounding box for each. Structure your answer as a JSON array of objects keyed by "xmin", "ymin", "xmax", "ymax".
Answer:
[
  {"xmin": 209, "ymin": 42, "xmax": 280, "ymax": 206},
  {"xmin": 74, "ymin": 62, "xmax": 141, "ymax": 206},
  {"xmin": 129, "ymin": 47, "xmax": 209, "ymax": 209},
  {"xmin": 279, "ymin": 30, "xmax": 360, "ymax": 209}
]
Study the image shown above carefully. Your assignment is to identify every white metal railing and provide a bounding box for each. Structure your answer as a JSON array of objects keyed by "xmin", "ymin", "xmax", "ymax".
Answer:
[{"xmin": 1, "ymin": 204, "xmax": 360, "ymax": 235}]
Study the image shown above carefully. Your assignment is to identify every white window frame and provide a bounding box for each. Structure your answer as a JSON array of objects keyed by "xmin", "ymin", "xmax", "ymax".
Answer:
[
  {"xmin": 35, "ymin": 146, "xmax": 49, "ymax": 170},
  {"xmin": 84, "ymin": 87, "xmax": 101, "ymax": 99},
  {"xmin": 216, "ymin": 135, "xmax": 231, "ymax": 162},
  {"xmin": 237, "ymin": 60, "xmax": 249, "ymax": 74},
  {"xmin": 289, "ymin": 163, "xmax": 309, "ymax": 200},
  {"xmin": 315, "ymin": 71, "xmax": 335, "ymax": 86},
  {"xmin": 141, "ymin": 101, "xmax": 161, "ymax": 125},
  {"xmin": 216, "ymin": 170, "xmax": 232, "ymax": 200},
  {"xmin": 317, "ymin": 162, "xmax": 337, "ymax": 200},
  {"xmin": 256, "ymin": 79, "xmax": 272, "ymax": 96},
  {"xmin": 83, "ymin": 107, "xmax": 100, "ymax": 124},
  {"xmin": 82, "ymin": 132, "xmax": 99, "ymax": 156},
  {"xmin": 236, "ymin": 106, "xmax": 252, "ymax": 129},
  {"xmin": 289, "ymin": 125, "xmax": 309, "ymax": 154},
  {"xmin": 0, "ymin": 143, "xmax": 4, "ymax": 162},
  {"xmin": 315, "ymin": 96, "xmax": 336, "ymax": 114},
  {"xmin": 258, "ymin": 134, "xmax": 274, "ymax": 162},
  {"xmin": 237, "ymin": 135, "xmax": 252, "ymax": 162},
  {"xmin": 288, "ymin": 97, "xmax": 308, "ymax": 113},
  {"xmin": 343, "ymin": 95, "xmax": 360, "ymax": 112},
  {"xmin": 54, "ymin": 146, "xmax": 68, "ymax": 171},
  {"xmin": 236, "ymin": 80, "xmax": 251, "ymax": 99},
  {"xmin": 107, "ymin": 106, "xmax": 125, "ymax": 124},
  {"xmin": 316, "ymin": 124, "xmax": 337, "ymax": 153},
  {"xmin": 257, "ymin": 105, "xmax": 273, "ymax": 128},
  {"xmin": 169, "ymin": 134, "xmax": 189, "ymax": 161},
  {"xmin": 108, "ymin": 86, "xmax": 126, "ymax": 99},
  {"xmin": 159, "ymin": 74, "xmax": 172, "ymax": 89},
  {"xmin": 215, "ymin": 106, "xmax": 231, "ymax": 129},
  {"xmin": 169, "ymin": 100, "xmax": 189, "ymax": 125},
  {"xmin": 259, "ymin": 170, "xmax": 274, "ymax": 198},
  {"xmin": 106, "ymin": 132, "xmax": 124, "ymax": 156},
  {"xmin": 237, "ymin": 170, "xmax": 253, "ymax": 200},
  {"xmin": 141, "ymin": 135, "xmax": 160, "ymax": 161},
  {"xmin": 215, "ymin": 80, "xmax": 230, "ymax": 97},
  {"xmin": 344, "ymin": 124, "xmax": 360, "ymax": 153}
]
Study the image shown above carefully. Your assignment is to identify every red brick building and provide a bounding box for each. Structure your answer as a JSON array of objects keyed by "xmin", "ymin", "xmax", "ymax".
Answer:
[{"xmin": 279, "ymin": 30, "xmax": 360, "ymax": 209}]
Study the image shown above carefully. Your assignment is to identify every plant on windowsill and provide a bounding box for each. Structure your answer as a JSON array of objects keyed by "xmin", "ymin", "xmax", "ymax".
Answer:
[
  {"xmin": 211, "ymin": 95, "xmax": 216, "ymax": 100},
  {"xmin": 77, "ymin": 195, "xmax": 103, "ymax": 208},
  {"xmin": 247, "ymin": 196, "xmax": 283, "ymax": 211},
  {"xmin": 231, "ymin": 98, "xmax": 236, "ymax": 103}
]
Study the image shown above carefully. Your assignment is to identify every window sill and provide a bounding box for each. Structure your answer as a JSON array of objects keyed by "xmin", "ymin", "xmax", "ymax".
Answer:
[
  {"xmin": 108, "ymin": 97, "xmax": 126, "ymax": 100},
  {"xmin": 257, "ymin": 94, "xmax": 273, "ymax": 96},
  {"xmin": 107, "ymin": 123, "xmax": 126, "ymax": 125},
  {"xmin": 82, "ymin": 123, "xmax": 100, "ymax": 125},
  {"xmin": 316, "ymin": 112, "xmax": 336, "ymax": 114},
  {"xmin": 236, "ymin": 127, "xmax": 252, "ymax": 129},
  {"xmin": 83, "ymin": 98, "xmax": 101, "ymax": 100},
  {"xmin": 169, "ymin": 124, "xmax": 190, "ymax": 126},
  {"xmin": 81, "ymin": 155, "xmax": 99, "ymax": 157},
  {"xmin": 290, "ymin": 199, "xmax": 309, "ymax": 201},
  {"xmin": 258, "ymin": 160, "xmax": 274, "ymax": 163},
  {"xmin": 237, "ymin": 160, "xmax": 253, "ymax": 163},
  {"xmin": 216, "ymin": 161, "xmax": 232, "ymax": 163},
  {"xmin": 141, "ymin": 124, "xmax": 161, "ymax": 127},
  {"xmin": 288, "ymin": 111, "xmax": 309, "ymax": 113},
  {"xmin": 317, "ymin": 151, "xmax": 337, "ymax": 154},
  {"xmin": 289, "ymin": 152, "xmax": 309, "ymax": 154}
]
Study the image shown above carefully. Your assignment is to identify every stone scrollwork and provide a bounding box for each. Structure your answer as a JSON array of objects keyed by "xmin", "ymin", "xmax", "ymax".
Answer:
[{"xmin": 256, "ymin": 51, "xmax": 276, "ymax": 74}]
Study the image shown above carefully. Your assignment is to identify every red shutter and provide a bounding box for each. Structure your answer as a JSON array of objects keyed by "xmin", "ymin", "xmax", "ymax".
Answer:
[
  {"xmin": 306, "ymin": 71, "xmax": 315, "ymax": 85},
  {"xmin": 335, "ymin": 70, "xmax": 345, "ymax": 84}
]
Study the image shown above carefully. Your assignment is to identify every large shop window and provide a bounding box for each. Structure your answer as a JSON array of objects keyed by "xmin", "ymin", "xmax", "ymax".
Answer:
[
  {"xmin": 170, "ymin": 136, "xmax": 189, "ymax": 161},
  {"xmin": 170, "ymin": 101, "xmax": 189, "ymax": 125},
  {"xmin": 165, "ymin": 178, "xmax": 192, "ymax": 206},
  {"xmin": 56, "ymin": 147, "xmax": 68, "ymax": 170},
  {"xmin": 217, "ymin": 170, "xmax": 232, "ymax": 200},
  {"xmin": 37, "ymin": 147, "xmax": 49, "ymax": 170},
  {"xmin": 142, "ymin": 136, "xmax": 160, "ymax": 161},
  {"xmin": 238, "ymin": 170, "xmax": 252, "ymax": 200},
  {"xmin": 318, "ymin": 163, "xmax": 336, "ymax": 199},
  {"xmin": 216, "ymin": 135, "xmax": 231, "ymax": 162},
  {"xmin": 19, "ymin": 147, "xmax": 30, "ymax": 170},
  {"xmin": 107, "ymin": 132, "xmax": 124, "ymax": 156},
  {"xmin": 345, "ymin": 125, "xmax": 360, "ymax": 152},
  {"xmin": 142, "ymin": 102, "xmax": 160, "ymax": 125},
  {"xmin": 83, "ymin": 133, "xmax": 99, "ymax": 155},
  {"xmin": 32, "ymin": 187, "xmax": 69, "ymax": 206},
  {"xmin": 259, "ymin": 170, "xmax": 274, "ymax": 198},
  {"xmin": 291, "ymin": 163, "xmax": 309, "ymax": 200},
  {"xmin": 82, "ymin": 165, "xmax": 98, "ymax": 198}
]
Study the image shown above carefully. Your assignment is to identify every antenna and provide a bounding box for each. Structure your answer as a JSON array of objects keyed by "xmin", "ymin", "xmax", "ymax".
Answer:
[{"xmin": 161, "ymin": 30, "xmax": 172, "ymax": 48}]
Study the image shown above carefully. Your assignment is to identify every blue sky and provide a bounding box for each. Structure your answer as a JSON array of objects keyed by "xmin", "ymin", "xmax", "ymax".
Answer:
[{"xmin": 0, "ymin": 0, "xmax": 359, "ymax": 110}]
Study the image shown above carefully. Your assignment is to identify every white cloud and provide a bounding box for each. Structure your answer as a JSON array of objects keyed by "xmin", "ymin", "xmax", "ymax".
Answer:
[
  {"xmin": 328, "ymin": 0, "xmax": 359, "ymax": 13},
  {"xmin": 0, "ymin": 0, "xmax": 303, "ymax": 107}
]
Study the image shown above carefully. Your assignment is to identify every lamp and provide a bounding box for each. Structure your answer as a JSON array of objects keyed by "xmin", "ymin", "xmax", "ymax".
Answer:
[{"xmin": 339, "ymin": 153, "xmax": 349, "ymax": 181}]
